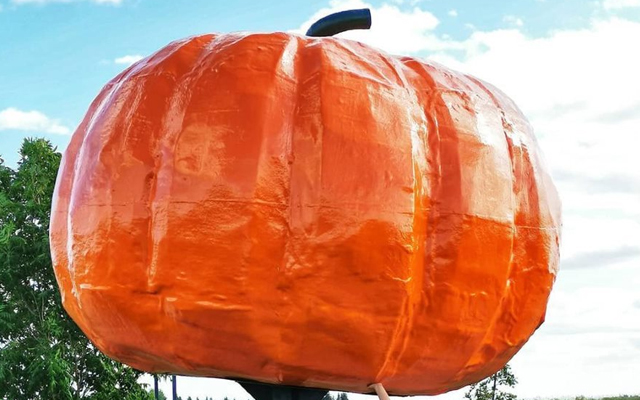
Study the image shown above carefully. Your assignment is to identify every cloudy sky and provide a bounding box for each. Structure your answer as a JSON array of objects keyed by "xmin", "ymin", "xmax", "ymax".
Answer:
[{"xmin": 1, "ymin": 0, "xmax": 639, "ymax": 398}]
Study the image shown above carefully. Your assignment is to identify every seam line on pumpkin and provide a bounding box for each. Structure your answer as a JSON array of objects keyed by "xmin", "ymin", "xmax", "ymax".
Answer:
[
  {"xmin": 371, "ymin": 54, "xmax": 423, "ymax": 385},
  {"xmin": 145, "ymin": 37, "xmax": 212, "ymax": 295},
  {"xmin": 450, "ymin": 74, "xmax": 520, "ymax": 381}
]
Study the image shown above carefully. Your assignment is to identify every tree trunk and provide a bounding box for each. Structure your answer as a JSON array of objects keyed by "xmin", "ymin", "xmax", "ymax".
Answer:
[{"xmin": 491, "ymin": 373, "xmax": 498, "ymax": 400}]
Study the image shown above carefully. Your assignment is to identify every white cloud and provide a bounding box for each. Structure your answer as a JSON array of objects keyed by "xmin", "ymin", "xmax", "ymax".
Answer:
[
  {"xmin": 0, "ymin": 107, "xmax": 70, "ymax": 135},
  {"xmin": 448, "ymin": 9, "xmax": 458, "ymax": 17},
  {"xmin": 114, "ymin": 54, "xmax": 144, "ymax": 66},
  {"xmin": 602, "ymin": 0, "xmax": 640, "ymax": 9},
  {"xmin": 511, "ymin": 284, "xmax": 640, "ymax": 397},
  {"xmin": 502, "ymin": 15, "xmax": 524, "ymax": 27}
]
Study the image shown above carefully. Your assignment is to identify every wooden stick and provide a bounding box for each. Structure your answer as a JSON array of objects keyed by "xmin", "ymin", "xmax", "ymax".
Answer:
[{"xmin": 369, "ymin": 383, "xmax": 391, "ymax": 400}]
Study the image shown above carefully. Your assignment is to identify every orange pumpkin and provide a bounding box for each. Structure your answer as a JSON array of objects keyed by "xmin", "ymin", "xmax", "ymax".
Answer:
[{"xmin": 50, "ymin": 10, "xmax": 561, "ymax": 396}]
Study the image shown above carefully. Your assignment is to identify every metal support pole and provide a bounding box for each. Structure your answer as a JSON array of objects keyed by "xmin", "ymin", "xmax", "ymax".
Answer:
[
  {"xmin": 172, "ymin": 375, "xmax": 177, "ymax": 400},
  {"xmin": 369, "ymin": 384, "xmax": 390, "ymax": 400},
  {"xmin": 154, "ymin": 375, "xmax": 159, "ymax": 400},
  {"xmin": 238, "ymin": 379, "xmax": 328, "ymax": 400}
]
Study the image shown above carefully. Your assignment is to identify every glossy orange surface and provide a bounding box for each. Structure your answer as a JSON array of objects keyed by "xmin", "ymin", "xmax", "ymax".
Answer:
[{"xmin": 50, "ymin": 33, "xmax": 561, "ymax": 395}]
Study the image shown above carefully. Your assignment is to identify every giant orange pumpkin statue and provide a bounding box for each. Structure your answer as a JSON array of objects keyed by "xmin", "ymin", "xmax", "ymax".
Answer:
[{"xmin": 50, "ymin": 9, "xmax": 561, "ymax": 397}]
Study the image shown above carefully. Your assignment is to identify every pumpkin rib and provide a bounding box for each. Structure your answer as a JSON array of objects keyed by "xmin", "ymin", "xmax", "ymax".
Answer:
[
  {"xmin": 138, "ymin": 37, "xmax": 221, "ymax": 370},
  {"xmin": 380, "ymin": 58, "xmax": 521, "ymax": 394},
  {"xmin": 276, "ymin": 34, "xmax": 316, "ymax": 382},
  {"xmin": 146, "ymin": 34, "xmax": 222, "ymax": 292},
  {"xmin": 68, "ymin": 77, "xmax": 126, "ymax": 298},
  {"xmin": 80, "ymin": 88, "xmax": 135, "ymax": 360},
  {"xmin": 447, "ymin": 73, "xmax": 519, "ymax": 382},
  {"xmin": 371, "ymin": 53, "xmax": 425, "ymax": 385},
  {"xmin": 244, "ymin": 33, "xmax": 304, "ymax": 380},
  {"xmin": 265, "ymin": 34, "xmax": 302, "ymax": 378},
  {"xmin": 402, "ymin": 55, "xmax": 461, "ymax": 376},
  {"xmin": 369, "ymin": 45, "xmax": 419, "ymax": 387},
  {"xmin": 149, "ymin": 34, "xmax": 255, "ymax": 372},
  {"xmin": 376, "ymin": 60, "xmax": 437, "ymax": 393},
  {"xmin": 57, "ymin": 79, "xmax": 124, "ymax": 356},
  {"xmin": 452, "ymin": 74, "xmax": 559, "ymax": 382},
  {"xmin": 49, "ymin": 80, "xmax": 116, "ymax": 340}
]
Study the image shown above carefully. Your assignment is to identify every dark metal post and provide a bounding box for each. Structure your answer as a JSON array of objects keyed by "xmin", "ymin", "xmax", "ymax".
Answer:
[
  {"xmin": 172, "ymin": 375, "xmax": 177, "ymax": 400},
  {"xmin": 238, "ymin": 379, "xmax": 328, "ymax": 400},
  {"xmin": 154, "ymin": 375, "xmax": 159, "ymax": 400}
]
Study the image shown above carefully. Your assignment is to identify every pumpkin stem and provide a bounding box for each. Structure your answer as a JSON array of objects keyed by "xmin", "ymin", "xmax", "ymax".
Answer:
[{"xmin": 305, "ymin": 8, "xmax": 372, "ymax": 37}]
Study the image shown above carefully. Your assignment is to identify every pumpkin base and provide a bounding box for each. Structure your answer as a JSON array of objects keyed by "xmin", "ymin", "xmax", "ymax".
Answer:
[{"xmin": 238, "ymin": 379, "xmax": 329, "ymax": 400}]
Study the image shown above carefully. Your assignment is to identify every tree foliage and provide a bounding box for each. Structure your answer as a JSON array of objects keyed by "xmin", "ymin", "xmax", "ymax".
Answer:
[
  {"xmin": 148, "ymin": 389, "xmax": 167, "ymax": 400},
  {"xmin": 335, "ymin": 393, "xmax": 348, "ymax": 400},
  {"xmin": 323, "ymin": 393, "xmax": 349, "ymax": 400},
  {"xmin": 465, "ymin": 364, "xmax": 517, "ymax": 400},
  {"xmin": 0, "ymin": 138, "xmax": 153, "ymax": 399}
]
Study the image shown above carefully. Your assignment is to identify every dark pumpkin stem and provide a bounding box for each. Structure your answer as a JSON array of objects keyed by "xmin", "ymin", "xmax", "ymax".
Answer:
[{"xmin": 305, "ymin": 8, "xmax": 372, "ymax": 37}]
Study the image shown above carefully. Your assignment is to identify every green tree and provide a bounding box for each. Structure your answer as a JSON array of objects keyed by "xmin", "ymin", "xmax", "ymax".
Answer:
[
  {"xmin": 148, "ymin": 386, "xmax": 168, "ymax": 400},
  {"xmin": 464, "ymin": 364, "xmax": 517, "ymax": 400},
  {"xmin": 0, "ymin": 139, "xmax": 153, "ymax": 399}
]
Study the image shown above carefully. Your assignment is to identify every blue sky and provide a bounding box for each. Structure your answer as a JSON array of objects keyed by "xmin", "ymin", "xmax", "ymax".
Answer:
[
  {"xmin": 0, "ymin": 0, "xmax": 627, "ymax": 166},
  {"xmin": 2, "ymin": 0, "xmax": 640, "ymax": 398}
]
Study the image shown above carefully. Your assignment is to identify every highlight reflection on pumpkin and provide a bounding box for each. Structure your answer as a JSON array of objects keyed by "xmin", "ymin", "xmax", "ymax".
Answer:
[{"xmin": 50, "ymin": 16, "xmax": 561, "ymax": 395}]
